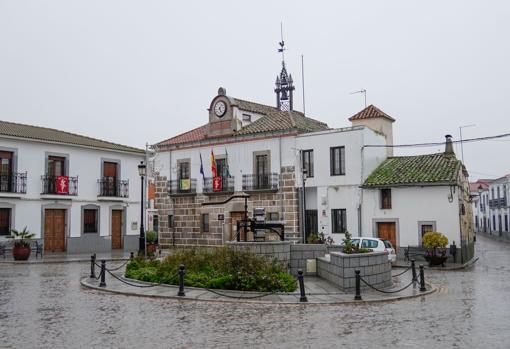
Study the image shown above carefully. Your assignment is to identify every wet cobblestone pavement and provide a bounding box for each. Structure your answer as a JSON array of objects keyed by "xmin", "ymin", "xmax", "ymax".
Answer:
[{"xmin": 1, "ymin": 234, "xmax": 509, "ymax": 348}]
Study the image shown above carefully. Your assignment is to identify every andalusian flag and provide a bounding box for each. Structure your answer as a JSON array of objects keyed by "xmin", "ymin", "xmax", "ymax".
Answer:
[{"xmin": 211, "ymin": 149, "xmax": 217, "ymax": 177}]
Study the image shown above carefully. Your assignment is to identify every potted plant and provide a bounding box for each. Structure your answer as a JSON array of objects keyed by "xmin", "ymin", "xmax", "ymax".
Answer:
[
  {"xmin": 146, "ymin": 231, "xmax": 158, "ymax": 256},
  {"xmin": 422, "ymin": 231, "xmax": 448, "ymax": 267},
  {"xmin": 9, "ymin": 227, "xmax": 35, "ymax": 261}
]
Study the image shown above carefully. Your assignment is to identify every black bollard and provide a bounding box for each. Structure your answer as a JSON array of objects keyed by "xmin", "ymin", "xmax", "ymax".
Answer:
[
  {"xmin": 419, "ymin": 264, "xmax": 426, "ymax": 292},
  {"xmin": 130, "ymin": 252, "xmax": 134, "ymax": 261},
  {"xmin": 99, "ymin": 260, "xmax": 106, "ymax": 287},
  {"xmin": 90, "ymin": 254, "xmax": 96, "ymax": 279},
  {"xmin": 411, "ymin": 259, "xmax": 417, "ymax": 282},
  {"xmin": 178, "ymin": 264, "xmax": 185, "ymax": 297},
  {"xmin": 297, "ymin": 269, "xmax": 308, "ymax": 302},
  {"xmin": 354, "ymin": 269, "xmax": 362, "ymax": 300}
]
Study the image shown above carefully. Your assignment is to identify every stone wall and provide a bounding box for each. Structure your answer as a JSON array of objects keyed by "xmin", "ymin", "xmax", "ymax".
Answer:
[
  {"xmin": 225, "ymin": 241, "xmax": 291, "ymax": 270},
  {"xmin": 155, "ymin": 166, "xmax": 301, "ymax": 248},
  {"xmin": 317, "ymin": 251, "xmax": 392, "ymax": 291},
  {"xmin": 289, "ymin": 244, "xmax": 344, "ymax": 276}
]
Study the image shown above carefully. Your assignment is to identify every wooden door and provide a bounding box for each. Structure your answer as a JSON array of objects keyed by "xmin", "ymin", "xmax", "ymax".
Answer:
[
  {"xmin": 0, "ymin": 208, "xmax": 10, "ymax": 236},
  {"xmin": 231, "ymin": 212, "xmax": 248, "ymax": 241},
  {"xmin": 112, "ymin": 210, "xmax": 123, "ymax": 249},
  {"xmin": 377, "ymin": 222, "xmax": 397, "ymax": 250},
  {"xmin": 44, "ymin": 209, "xmax": 66, "ymax": 252}
]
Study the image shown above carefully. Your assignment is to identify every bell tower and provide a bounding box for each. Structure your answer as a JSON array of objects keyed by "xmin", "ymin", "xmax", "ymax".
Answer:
[{"xmin": 274, "ymin": 29, "xmax": 295, "ymax": 111}]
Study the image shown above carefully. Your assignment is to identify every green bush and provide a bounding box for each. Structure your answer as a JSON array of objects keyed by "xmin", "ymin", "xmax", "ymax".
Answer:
[
  {"xmin": 422, "ymin": 231, "xmax": 448, "ymax": 249},
  {"xmin": 124, "ymin": 247, "xmax": 297, "ymax": 292}
]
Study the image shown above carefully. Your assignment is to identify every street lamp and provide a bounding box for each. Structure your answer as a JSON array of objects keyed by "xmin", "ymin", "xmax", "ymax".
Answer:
[
  {"xmin": 302, "ymin": 168, "xmax": 307, "ymax": 244},
  {"xmin": 138, "ymin": 161, "xmax": 146, "ymax": 256}
]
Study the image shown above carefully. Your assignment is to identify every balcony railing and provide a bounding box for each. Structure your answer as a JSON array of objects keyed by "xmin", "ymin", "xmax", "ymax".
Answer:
[
  {"xmin": 0, "ymin": 172, "xmax": 27, "ymax": 194},
  {"xmin": 242, "ymin": 173, "xmax": 279, "ymax": 192},
  {"xmin": 203, "ymin": 176, "xmax": 235, "ymax": 194},
  {"xmin": 41, "ymin": 175, "xmax": 78, "ymax": 195},
  {"xmin": 489, "ymin": 198, "xmax": 508, "ymax": 209},
  {"xmin": 98, "ymin": 177, "xmax": 129, "ymax": 198},
  {"xmin": 169, "ymin": 178, "xmax": 197, "ymax": 195}
]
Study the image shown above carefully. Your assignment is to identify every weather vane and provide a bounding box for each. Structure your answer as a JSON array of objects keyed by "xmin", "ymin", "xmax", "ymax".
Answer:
[{"xmin": 278, "ymin": 22, "xmax": 286, "ymax": 63}]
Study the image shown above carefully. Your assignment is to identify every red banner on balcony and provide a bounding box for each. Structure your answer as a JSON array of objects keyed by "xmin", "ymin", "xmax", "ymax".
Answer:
[
  {"xmin": 212, "ymin": 176, "xmax": 222, "ymax": 192},
  {"xmin": 56, "ymin": 176, "xmax": 69, "ymax": 194}
]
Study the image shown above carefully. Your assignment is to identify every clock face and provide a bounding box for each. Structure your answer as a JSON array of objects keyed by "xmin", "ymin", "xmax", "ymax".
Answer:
[{"xmin": 214, "ymin": 101, "xmax": 227, "ymax": 117}]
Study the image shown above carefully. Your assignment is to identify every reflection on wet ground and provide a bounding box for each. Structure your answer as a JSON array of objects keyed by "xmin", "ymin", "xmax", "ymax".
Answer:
[{"xmin": 1, "ymin": 235, "xmax": 510, "ymax": 348}]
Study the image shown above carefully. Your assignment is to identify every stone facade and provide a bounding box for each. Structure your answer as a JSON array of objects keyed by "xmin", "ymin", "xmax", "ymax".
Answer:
[
  {"xmin": 226, "ymin": 241, "xmax": 291, "ymax": 270},
  {"xmin": 317, "ymin": 251, "xmax": 392, "ymax": 291},
  {"xmin": 155, "ymin": 166, "xmax": 300, "ymax": 248}
]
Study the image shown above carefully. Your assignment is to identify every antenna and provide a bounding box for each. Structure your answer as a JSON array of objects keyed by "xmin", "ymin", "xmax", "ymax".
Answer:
[
  {"xmin": 350, "ymin": 88, "xmax": 367, "ymax": 108},
  {"xmin": 301, "ymin": 54, "xmax": 306, "ymax": 115}
]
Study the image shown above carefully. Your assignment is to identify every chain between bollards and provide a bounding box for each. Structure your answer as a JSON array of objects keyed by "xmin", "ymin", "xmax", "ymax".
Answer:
[
  {"xmin": 354, "ymin": 269, "xmax": 362, "ymax": 300},
  {"xmin": 99, "ymin": 260, "xmax": 106, "ymax": 287},
  {"xmin": 419, "ymin": 264, "xmax": 426, "ymax": 292},
  {"xmin": 178, "ymin": 264, "xmax": 185, "ymax": 297},
  {"xmin": 90, "ymin": 253, "xmax": 96, "ymax": 279},
  {"xmin": 297, "ymin": 269, "xmax": 307, "ymax": 302}
]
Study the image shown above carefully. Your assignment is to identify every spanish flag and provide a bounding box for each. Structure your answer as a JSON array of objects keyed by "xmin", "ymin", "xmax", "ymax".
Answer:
[{"xmin": 211, "ymin": 149, "xmax": 217, "ymax": 177}]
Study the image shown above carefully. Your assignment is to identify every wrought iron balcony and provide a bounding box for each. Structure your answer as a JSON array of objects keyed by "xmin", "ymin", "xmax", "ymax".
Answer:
[
  {"xmin": 169, "ymin": 178, "xmax": 197, "ymax": 195},
  {"xmin": 98, "ymin": 177, "xmax": 129, "ymax": 198},
  {"xmin": 41, "ymin": 175, "xmax": 78, "ymax": 196},
  {"xmin": 0, "ymin": 172, "xmax": 27, "ymax": 194},
  {"xmin": 489, "ymin": 198, "xmax": 508, "ymax": 209},
  {"xmin": 242, "ymin": 173, "xmax": 279, "ymax": 192},
  {"xmin": 203, "ymin": 176, "xmax": 235, "ymax": 194}
]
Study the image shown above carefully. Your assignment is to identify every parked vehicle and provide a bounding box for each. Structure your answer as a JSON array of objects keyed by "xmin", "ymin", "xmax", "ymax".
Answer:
[{"xmin": 347, "ymin": 237, "xmax": 397, "ymax": 263}]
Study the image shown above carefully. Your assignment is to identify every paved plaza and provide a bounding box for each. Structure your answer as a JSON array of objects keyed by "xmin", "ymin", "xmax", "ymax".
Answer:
[{"xmin": 1, "ymin": 234, "xmax": 509, "ymax": 348}]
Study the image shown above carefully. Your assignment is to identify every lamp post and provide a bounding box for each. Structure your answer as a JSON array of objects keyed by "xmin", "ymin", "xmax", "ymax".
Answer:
[
  {"xmin": 302, "ymin": 168, "xmax": 307, "ymax": 244},
  {"xmin": 138, "ymin": 161, "xmax": 146, "ymax": 256}
]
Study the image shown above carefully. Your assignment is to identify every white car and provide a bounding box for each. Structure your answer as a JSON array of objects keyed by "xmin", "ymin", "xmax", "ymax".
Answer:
[{"xmin": 349, "ymin": 237, "xmax": 397, "ymax": 263}]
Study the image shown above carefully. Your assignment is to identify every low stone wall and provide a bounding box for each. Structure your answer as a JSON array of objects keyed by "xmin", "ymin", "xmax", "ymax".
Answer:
[
  {"xmin": 317, "ymin": 251, "xmax": 392, "ymax": 291},
  {"xmin": 290, "ymin": 244, "xmax": 327, "ymax": 276},
  {"xmin": 225, "ymin": 241, "xmax": 291, "ymax": 270}
]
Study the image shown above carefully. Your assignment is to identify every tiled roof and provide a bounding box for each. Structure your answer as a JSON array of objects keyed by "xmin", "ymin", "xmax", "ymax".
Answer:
[
  {"xmin": 155, "ymin": 97, "xmax": 329, "ymax": 148},
  {"xmin": 348, "ymin": 105, "xmax": 395, "ymax": 122},
  {"xmin": 363, "ymin": 153, "xmax": 461, "ymax": 188},
  {"xmin": 0, "ymin": 120, "xmax": 144, "ymax": 154}
]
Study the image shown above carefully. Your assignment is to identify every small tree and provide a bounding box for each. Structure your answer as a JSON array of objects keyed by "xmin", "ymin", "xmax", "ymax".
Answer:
[{"xmin": 342, "ymin": 231, "xmax": 355, "ymax": 253}]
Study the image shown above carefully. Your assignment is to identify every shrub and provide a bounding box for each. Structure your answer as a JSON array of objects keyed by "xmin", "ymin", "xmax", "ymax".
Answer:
[
  {"xmin": 125, "ymin": 247, "xmax": 297, "ymax": 293},
  {"xmin": 422, "ymin": 231, "xmax": 448, "ymax": 250}
]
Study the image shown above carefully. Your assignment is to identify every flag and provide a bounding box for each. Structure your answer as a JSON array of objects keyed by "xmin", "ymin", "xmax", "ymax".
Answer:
[
  {"xmin": 225, "ymin": 148, "xmax": 231, "ymax": 178},
  {"xmin": 199, "ymin": 153, "xmax": 205, "ymax": 182},
  {"xmin": 211, "ymin": 149, "xmax": 217, "ymax": 177}
]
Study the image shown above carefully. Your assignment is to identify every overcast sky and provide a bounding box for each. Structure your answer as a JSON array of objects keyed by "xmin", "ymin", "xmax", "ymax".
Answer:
[{"xmin": 1, "ymin": 1, "xmax": 509, "ymax": 180}]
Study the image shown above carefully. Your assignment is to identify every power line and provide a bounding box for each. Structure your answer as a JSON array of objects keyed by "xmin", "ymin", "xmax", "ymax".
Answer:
[{"xmin": 364, "ymin": 132, "xmax": 510, "ymax": 148}]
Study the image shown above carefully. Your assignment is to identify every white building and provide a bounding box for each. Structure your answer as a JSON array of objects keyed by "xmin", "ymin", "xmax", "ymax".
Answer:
[
  {"xmin": 361, "ymin": 136, "xmax": 475, "ymax": 263},
  {"xmin": 487, "ymin": 174, "xmax": 510, "ymax": 237},
  {"xmin": 0, "ymin": 120, "xmax": 145, "ymax": 253},
  {"xmin": 469, "ymin": 180, "xmax": 491, "ymax": 234},
  {"xmin": 150, "ymin": 83, "xmax": 391, "ymax": 247}
]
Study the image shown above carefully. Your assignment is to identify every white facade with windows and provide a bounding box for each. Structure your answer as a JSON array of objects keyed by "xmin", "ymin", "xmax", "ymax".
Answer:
[
  {"xmin": 487, "ymin": 175, "xmax": 510, "ymax": 238},
  {"xmin": 0, "ymin": 121, "xmax": 145, "ymax": 253}
]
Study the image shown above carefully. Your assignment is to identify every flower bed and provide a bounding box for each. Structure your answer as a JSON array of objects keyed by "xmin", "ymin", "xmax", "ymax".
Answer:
[{"xmin": 125, "ymin": 247, "xmax": 297, "ymax": 292}]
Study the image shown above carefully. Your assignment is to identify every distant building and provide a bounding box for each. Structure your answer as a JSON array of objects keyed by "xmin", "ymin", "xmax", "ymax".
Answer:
[
  {"xmin": 469, "ymin": 179, "xmax": 492, "ymax": 234},
  {"xmin": 488, "ymin": 174, "xmax": 509, "ymax": 237},
  {"xmin": 0, "ymin": 120, "xmax": 145, "ymax": 253},
  {"xmin": 361, "ymin": 135, "xmax": 475, "ymax": 263}
]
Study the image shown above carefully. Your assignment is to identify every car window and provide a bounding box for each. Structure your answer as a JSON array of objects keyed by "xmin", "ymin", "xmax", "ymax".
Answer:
[
  {"xmin": 383, "ymin": 240, "xmax": 393, "ymax": 249},
  {"xmin": 351, "ymin": 239, "xmax": 360, "ymax": 247},
  {"xmin": 361, "ymin": 239, "xmax": 378, "ymax": 248}
]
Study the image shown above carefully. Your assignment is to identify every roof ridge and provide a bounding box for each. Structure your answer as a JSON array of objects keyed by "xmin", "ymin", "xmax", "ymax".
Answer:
[{"xmin": 0, "ymin": 119, "xmax": 144, "ymax": 153}]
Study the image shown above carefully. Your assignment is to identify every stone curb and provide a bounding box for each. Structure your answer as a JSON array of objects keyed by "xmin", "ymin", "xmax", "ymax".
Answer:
[
  {"xmin": 80, "ymin": 277, "xmax": 437, "ymax": 306},
  {"xmin": 393, "ymin": 256, "xmax": 479, "ymax": 271},
  {"xmin": 0, "ymin": 257, "xmax": 130, "ymax": 265}
]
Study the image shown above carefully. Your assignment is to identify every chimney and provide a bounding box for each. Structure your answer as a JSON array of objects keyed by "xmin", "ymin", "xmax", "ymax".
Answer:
[{"xmin": 444, "ymin": 134, "xmax": 455, "ymax": 156}]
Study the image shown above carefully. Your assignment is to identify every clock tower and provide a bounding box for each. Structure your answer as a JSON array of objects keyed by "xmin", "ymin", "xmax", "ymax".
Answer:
[{"xmin": 205, "ymin": 87, "xmax": 238, "ymax": 138}]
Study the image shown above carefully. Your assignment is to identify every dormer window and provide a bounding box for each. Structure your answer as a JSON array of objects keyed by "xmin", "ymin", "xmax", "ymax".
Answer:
[{"xmin": 242, "ymin": 114, "xmax": 251, "ymax": 122}]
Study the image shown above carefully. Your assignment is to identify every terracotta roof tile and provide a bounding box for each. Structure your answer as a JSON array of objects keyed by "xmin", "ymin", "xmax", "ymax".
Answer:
[
  {"xmin": 157, "ymin": 124, "xmax": 208, "ymax": 147},
  {"xmin": 363, "ymin": 153, "xmax": 461, "ymax": 187},
  {"xmin": 348, "ymin": 105, "xmax": 395, "ymax": 122},
  {"xmin": 0, "ymin": 120, "xmax": 144, "ymax": 154}
]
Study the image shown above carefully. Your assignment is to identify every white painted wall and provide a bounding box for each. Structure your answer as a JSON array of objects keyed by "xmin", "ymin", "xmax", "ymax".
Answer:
[
  {"xmin": 0, "ymin": 137, "xmax": 143, "ymax": 241},
  {"xmin": 362, "ymin": 186, "xmax": 461, "ymax": 247}
]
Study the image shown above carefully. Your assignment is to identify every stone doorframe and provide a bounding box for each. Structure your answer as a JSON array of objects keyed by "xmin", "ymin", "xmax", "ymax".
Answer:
[
  {"xmin": 108, "ymin": 204, "xmax": 126, "ymax": 242},
  {"xmin": 41, "ymin": 202, "xmax": 71, "ymax": 250}
]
